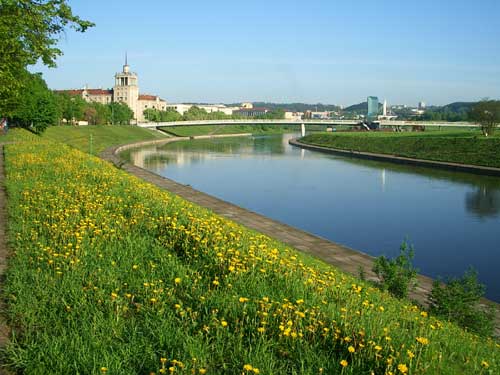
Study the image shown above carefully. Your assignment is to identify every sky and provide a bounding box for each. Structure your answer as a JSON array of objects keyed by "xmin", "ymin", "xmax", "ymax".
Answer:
[{"xmin": 33, "ymin": 0, "xmax": 500, "ymax": 107}]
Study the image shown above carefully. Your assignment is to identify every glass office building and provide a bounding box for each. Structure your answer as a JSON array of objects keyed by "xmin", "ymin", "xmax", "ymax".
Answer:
[{"xmin": 367, "ymin": 96, "xmax": 379, "ymax": 120}]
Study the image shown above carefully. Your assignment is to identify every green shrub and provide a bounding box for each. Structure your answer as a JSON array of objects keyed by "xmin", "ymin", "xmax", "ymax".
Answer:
[
  {"xmin": 373, "ymin": 241, "xmax": 418, "ymax": 299},
  {"xmin": 428, "ymin": 268, "xmax": 496, "ymax": 337}
]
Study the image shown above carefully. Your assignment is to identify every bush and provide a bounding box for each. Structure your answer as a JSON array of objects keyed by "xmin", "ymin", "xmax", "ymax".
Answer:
[
  {"xmin": 428, "ymin": 268, "xmax": 495, "ymax": 336},
  {"xmin": 373, "ymin": 241, "xmax": 418, "ymax": 299}
]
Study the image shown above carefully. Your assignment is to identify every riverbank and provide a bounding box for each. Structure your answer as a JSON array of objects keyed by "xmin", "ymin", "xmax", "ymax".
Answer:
[
  {"xmin": 290, "ymin": 138, "xmax": 500, "ymax": 177},
  {"xmin": 299, "ymin": 131, "xmax": 500, "ymax": 170},
  {"xmin": 42, "ymin": 125, "xmax": 167, "ymax": 154},
  {"xmin": 2, "ymin": 132, "xmax": 498, "ymax": 373}
]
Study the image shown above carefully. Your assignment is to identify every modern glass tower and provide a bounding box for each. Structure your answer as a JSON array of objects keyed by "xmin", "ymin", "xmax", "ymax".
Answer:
[{"xmin": 367, "ymin": 96, "xmax": 379, "ymax": 120}]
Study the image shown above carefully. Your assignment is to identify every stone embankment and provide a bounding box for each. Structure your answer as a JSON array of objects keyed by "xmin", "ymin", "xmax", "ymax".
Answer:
[{"xmin": 289, "ymin": 138, "xmax": 500, "ymax": 177}]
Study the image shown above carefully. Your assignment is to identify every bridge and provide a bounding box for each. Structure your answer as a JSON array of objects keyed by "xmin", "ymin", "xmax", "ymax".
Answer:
[{"xmin": 137, "ymin": 119, "xmax": 482, "ymax": 130}]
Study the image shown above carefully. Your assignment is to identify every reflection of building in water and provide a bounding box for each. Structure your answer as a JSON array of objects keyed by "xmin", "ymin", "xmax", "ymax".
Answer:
[{"xmin": 381, "ymin": 169, "xmax": 386, "ymax": 192}]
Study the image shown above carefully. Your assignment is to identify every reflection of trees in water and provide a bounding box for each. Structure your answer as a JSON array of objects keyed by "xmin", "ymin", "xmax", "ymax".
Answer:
[
  {"xmin": 466, "ymin": 186, "xmax": 500, "ymax": 218},
  {"xmin": 335, "ymin": 154, "xmax": 500, "ymax": 219}
]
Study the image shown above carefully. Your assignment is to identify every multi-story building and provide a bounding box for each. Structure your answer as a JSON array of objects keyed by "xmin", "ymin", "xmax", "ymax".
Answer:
[
  {"xmin": 233, "ymin": 107, "xmax": 269, "ymax": 117},
  {"xmin": 367, "ymin": 96, "xmax": 379, "ymax": 120},
  {"xmin": 57, "ymin": 59, "xmax": 167, "ymax": 122}
]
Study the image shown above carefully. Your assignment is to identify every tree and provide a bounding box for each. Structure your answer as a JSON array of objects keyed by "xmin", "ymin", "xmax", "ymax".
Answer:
[
  {"xmin": 372, "ymin": 241, "xmax": 418, "ymax": 299},
  {"xmin": 183, "ymin": 106, "xmax": 209, "ymax": 121},
  {"xmin": 469, "ymin": 100, "xmax": 500, "ymax": 137},
  {"xmin": 144, "ymin": 108, "xmax": 161, "ymax": 122},
  {"xmin": 54, "ymin": 92, "xmax": 87, "ymax": 125},
  {"xmin": 110, "ymin": 102, "xmax": 133, "ymax": 125},
  {"xmin": 160, "ymin": 108, "xmax": 182, "ymax": 122},
  {"xmin": 428, "ymin": 268, "xmax": 495, "ymax": 336},
  {"xmin": 0, "ymin": 0, "xmax": 93, "ymax": 117},
  {"xmin": 10, "ymin": 73, "xmax": 58, "ymax": 133}
]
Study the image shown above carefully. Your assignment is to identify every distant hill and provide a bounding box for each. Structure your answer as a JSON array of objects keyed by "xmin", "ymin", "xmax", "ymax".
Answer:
[
  {"xmin": 419, "ymin": 101, "xmax": 477, "ymax": 122},
  {"xmin": 439, "ymin": 102, "xmax": 476, "ymax": 113},
  {"xmin": 343, "ymin": 102, "xmax": 367, "ymax": 112},
  {"xmin": 343, "ymin": 101, "xmax": 383, "ymax": 114}
]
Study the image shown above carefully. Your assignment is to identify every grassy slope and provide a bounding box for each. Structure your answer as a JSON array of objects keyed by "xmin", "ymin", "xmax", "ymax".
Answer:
[
  {"xmin": 2, "ymin": 133, "xmax": 499, "ymax": 374},
  {"xmin": 301, "ymin": 130, "xmax": 500, "ymax": 168},
  {"xmin": 42, "ymin": 125, "xmax": 166, "ymax": 154}
]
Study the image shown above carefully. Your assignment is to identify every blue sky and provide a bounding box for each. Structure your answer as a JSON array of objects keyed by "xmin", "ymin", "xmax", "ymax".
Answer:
[{"xmin": 33, "ymin": 0, "xmax": 500, "ymax": 106}]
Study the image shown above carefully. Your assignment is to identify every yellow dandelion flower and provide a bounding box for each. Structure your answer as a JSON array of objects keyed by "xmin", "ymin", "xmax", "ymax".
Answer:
[
  {"xmin": 348, "ymin": 346, "xmax": 355, "ymax": 353},
  {"xmin": 221, "ymin": 320, "xmax": 228, "ymax": 327},
  {"xmin": 397, "ymin": 364, "xmax": 408, "ymax": 374},
  {"xmin": 340, "ymin": 359, "xmax": 348, "ymax": 367},
  {"xmin": 174, "ymin": 277, "xmax": 181, "ymax": 284},
  {"xmin": 416, "ymin": 337, "xmax": 429, "ymax": 345},
  {"xmin": 199, "ymin": 369, "xmax": 207, "ymax": 374},
  {"xmin": 243, "ymin": 364, "xmax": 253, "ymax": 371}
]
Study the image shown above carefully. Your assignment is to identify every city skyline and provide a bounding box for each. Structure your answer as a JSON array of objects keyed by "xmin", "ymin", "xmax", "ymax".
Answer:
[{"xmin": 31, "ymin": 0, "xmax": 500, "ymax": 107}]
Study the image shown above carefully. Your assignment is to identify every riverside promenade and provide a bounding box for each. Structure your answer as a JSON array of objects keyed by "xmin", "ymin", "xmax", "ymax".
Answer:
[{"xmin": 101, "ymin": 135, "xmax": 499, "ymax": 335}]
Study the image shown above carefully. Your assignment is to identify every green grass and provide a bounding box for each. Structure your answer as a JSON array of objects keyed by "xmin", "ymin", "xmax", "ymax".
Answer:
[
  {"xmin": 160, "ymin": 124, "xmax": 301, "ymax": 137},
  {"xmin": 300, "ymin": 130, "xmax": 500, "ymax": 168},
  {"xmin": 42, "ymin": 125, "xmax": 167, "ymax": 154},
  {"xmin": 0, "ymin": 128, "xmax": 39, "ymax": 143},
  {"xmin": 1, "ymin": 132, "xmax": 498, "ymax": 374}
]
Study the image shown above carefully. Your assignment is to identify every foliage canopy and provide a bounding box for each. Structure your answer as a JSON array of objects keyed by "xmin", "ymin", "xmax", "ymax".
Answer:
[{"xmin": 0, "ymin": 0, "xmax": 94, "ymax": 116}]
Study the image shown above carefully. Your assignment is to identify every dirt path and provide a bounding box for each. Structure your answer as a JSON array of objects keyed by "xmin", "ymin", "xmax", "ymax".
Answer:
[{"xmin": 0, "ymin": 144, "xmax": 11, "ymax": 372}]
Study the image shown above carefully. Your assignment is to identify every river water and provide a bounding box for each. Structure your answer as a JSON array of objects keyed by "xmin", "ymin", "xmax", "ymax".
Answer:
[{"xmin": 124, "ymin": 133, "xmax": 500, "ymax": 301}]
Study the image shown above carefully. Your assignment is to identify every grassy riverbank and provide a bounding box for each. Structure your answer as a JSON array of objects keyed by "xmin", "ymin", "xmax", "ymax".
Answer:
[
  {"xmin": 300, "ymin": 131, "xmax": 500, "ymax": 168},
  {"xmin": 42, "ymin": 125, "xmax": 166, "ymax": 154},
  {"xmin": 2, "ymin": 133, "xmax": 498, "ymax": 374}
]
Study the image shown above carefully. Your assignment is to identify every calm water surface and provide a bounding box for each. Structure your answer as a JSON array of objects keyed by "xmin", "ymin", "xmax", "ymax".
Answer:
[{"xmin": 125, "ymin": 133, "xmax": 500, "ymax": 301}]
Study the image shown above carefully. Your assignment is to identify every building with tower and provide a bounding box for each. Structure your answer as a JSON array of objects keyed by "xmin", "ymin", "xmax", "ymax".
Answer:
[{"xmin": 57, "ymin": 57, "xmax": 167, "ymax": 123}]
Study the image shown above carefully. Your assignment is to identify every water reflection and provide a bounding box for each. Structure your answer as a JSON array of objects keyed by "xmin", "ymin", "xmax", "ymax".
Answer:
[
  {"xmin": 124, "ymin": 134, "xmax": 500, "ymax": 301},
  {"xmin": 466, "ymin": 186, "xmax": 500, "ymax": 218}
]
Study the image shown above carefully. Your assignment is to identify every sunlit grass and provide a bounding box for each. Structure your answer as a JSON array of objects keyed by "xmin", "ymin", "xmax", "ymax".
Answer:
[
  {"xmin": 2, "ymin": 134, "xmax": 499, "ymax": 374},
  {"xmin": 42, "ymin": 125, "xmax": 166, "ymax": 154},
  {"xmin": 301, "ymin": 131, "xmax": 500, "ymax": 168}
]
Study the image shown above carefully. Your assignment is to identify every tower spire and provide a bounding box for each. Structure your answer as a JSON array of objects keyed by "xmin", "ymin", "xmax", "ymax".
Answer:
[{"xmin": 125, "ymin": 52, "xmax": 128, "ymax": 66}]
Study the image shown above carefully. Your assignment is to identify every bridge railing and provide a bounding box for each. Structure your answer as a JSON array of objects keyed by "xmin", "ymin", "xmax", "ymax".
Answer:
[{"xmin": 138, "ymin": 119, "xmax": 482, "ymax": 128}]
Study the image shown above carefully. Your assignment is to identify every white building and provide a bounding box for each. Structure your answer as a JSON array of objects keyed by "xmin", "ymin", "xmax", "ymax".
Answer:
[{"xmin": 165, "ymin": 103, "xmax": 239, "ymax": 116}]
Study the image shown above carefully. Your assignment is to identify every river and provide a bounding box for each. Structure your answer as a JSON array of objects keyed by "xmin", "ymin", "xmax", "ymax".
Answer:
[{"xmin": 124, "ymin": 133, "xmax": 500, "ymax": 301}]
